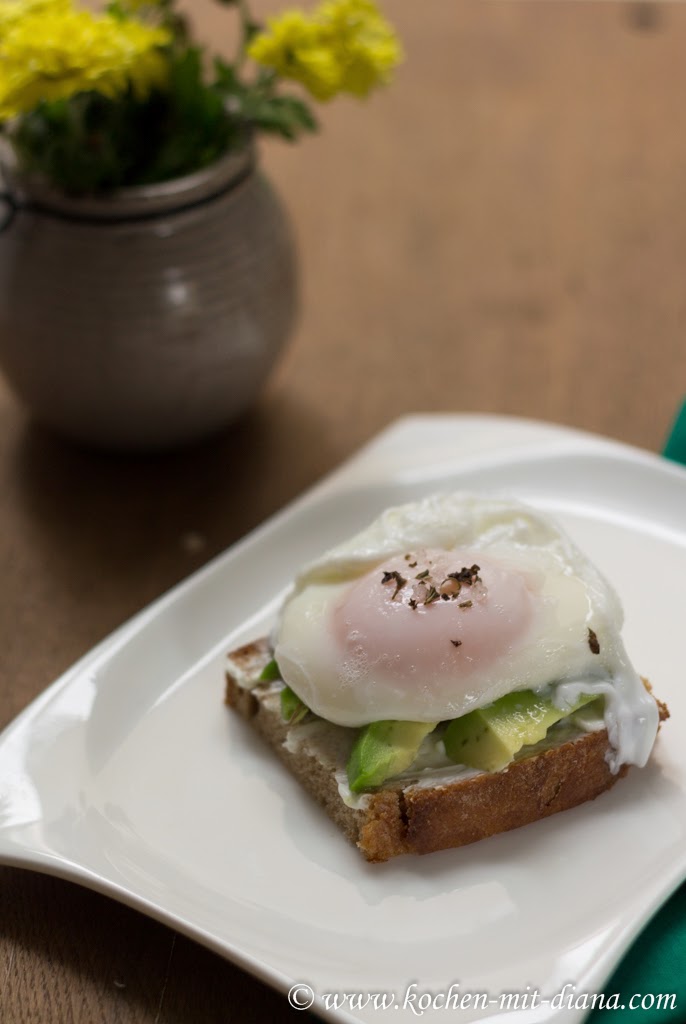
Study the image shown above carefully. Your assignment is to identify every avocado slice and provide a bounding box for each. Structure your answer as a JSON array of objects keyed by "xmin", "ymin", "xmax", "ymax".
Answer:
[
  {"xmin": 443, "ymin": 689, "xmax": 599, "ymax": 772},
  {"xmin": 347, "ymin": 720, "xmax": 437, "ymax": 793},
  {"xmin": 259, "ymin": 658, "xmax": 281, "ymax": 682},
  {"xmin": 280, "ymin": 685, "xmax": 309, "ymax": 725}
]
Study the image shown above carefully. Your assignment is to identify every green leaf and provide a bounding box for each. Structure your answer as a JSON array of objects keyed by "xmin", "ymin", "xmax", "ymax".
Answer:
[
  {"xmin": 255, "ymin": 67, "xmax": 278, "ymax": 90},
  {"xmin": 130, "ymin": 48, "xmax": 243, "ymax": 184},
  {"xmin": 213, "ymin": 59, "xmax": 245, "ymax": 96},
  {"xmin": 240, "ymin": 93, "xmax": 318, "ymax": 141},
  {"xmin": 243, "ymin": 19, "xmax": 262, "ymax": 45}
]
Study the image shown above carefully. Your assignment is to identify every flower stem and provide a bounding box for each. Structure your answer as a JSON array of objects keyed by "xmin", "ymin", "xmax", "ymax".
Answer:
[{"xmin": 234, "ymin": 0, "xmax": 254, "ymax": 74}]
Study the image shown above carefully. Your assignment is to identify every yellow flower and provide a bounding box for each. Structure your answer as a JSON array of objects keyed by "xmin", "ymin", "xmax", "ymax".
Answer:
[
  {"xmin": 319, "ymin": 0, "xmax": 402, "ymax": 96},
  {"xmin": 0, "ymin": 0, "xmax": 69, "ymax": 32},
  {"xmin": 247, "ymin": 0, "xmax": 402, "ymax": 102},
  {"xmin": 0, "ymin": 6, "xmax": 171, "ymax": 120},
  {"xmin": 248, "ymin": 11, "xmax": 341, "ymax": 101}
]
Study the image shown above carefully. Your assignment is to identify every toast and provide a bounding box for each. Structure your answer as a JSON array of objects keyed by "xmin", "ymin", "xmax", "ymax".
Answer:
[{"xmin": 225, "ymin": 639, "xmax": 669, "ymax": 863}]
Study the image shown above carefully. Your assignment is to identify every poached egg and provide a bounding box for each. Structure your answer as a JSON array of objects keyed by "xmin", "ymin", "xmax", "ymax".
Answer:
[{"xmin": 273, "ymin": 494, "xmax": 658, "ymax": 771}]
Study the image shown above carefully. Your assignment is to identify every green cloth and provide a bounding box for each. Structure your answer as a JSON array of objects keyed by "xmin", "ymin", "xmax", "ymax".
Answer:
[
  {"xmin": 588, "ymin": 882, "xmax": 686, "ymax": 1019},
  {"xmin": 589, "ymin": 400, "xmax": 686, "ymax": 1021},
  {"xmin": 663, "ymin": 399, "xmax": 686, "ymax": 465}
]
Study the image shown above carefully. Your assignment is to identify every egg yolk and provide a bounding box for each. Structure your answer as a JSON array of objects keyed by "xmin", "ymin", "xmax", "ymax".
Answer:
[{"xmin": 332, "ymin": 548, "xmax": 536, "ymax": 694}]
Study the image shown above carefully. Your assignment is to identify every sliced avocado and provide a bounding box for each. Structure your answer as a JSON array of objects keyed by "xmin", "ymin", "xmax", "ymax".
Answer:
[
  {"xmin": 280, "ymin": 685, "xmax": 309, "ymax": 725},
  {"xmin": 259, "ymin": 658, "xmax": 281, "ymax": 682},
  {"xmin": 347, "ymin": 720, "xmax": 437, "ymax": 793},
  {"xmin": 443, "ymin": 689, "xmax": 599, "ymax": 772}
]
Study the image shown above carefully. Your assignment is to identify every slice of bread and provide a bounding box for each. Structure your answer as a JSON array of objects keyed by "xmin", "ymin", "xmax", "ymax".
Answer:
[{"xmin": 224, "ymin": 640, "xmax": 669, "ymax": 863}]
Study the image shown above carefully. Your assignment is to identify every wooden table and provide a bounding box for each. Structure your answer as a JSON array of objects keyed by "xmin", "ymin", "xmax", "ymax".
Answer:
[{"xmin": 2, "ymin": 2, "xmax": 685, "ymax": 1019}]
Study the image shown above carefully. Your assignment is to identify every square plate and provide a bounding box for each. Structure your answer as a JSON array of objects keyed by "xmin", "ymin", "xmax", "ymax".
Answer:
[{"xmin": 1, "ymin": 414, "xmax": 685, "ymax": 1024}]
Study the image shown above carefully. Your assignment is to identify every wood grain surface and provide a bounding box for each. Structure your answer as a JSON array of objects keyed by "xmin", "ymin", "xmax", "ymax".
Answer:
[{"xmin": 2, "ymin": 2, "xmax": 686, "ymax": 1021}]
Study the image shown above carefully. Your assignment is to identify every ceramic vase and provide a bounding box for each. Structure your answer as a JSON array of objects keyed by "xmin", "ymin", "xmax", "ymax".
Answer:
[{"xmin": 0, "ymin": 145, "xmax": 297, "ymax": 450}]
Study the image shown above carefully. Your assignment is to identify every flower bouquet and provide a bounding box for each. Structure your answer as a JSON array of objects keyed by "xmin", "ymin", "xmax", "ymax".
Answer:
[
  {"xmin": 0, "ymin": 0, "xmax": 402, "ymax": 193},
  {"xmin": 0, "ymin": 0, "xmax": 401, "ymax": 450}
]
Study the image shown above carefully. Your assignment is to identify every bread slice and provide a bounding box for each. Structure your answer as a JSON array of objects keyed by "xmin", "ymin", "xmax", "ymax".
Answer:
[{"xmin": 225, "ymin": 640, "xmax": 669, "ymax": 863}]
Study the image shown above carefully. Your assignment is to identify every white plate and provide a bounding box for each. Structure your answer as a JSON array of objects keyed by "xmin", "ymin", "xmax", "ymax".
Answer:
[{"xmin": 1, "ymin": 414, "xmax": 685, "ymax": 1024}]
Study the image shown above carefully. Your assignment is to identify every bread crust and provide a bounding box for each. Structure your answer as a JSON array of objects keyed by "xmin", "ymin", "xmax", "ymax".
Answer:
[{"xmin": 224, "ymin": 640, "xmax": 669, "ymax": 863}]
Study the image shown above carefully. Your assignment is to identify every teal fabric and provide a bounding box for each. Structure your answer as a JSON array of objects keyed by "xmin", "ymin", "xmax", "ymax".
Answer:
[
  {"xmin": 588, "ymin": 882, "xmax": 686, "ymax": 1020},
  {"xmin": 663, "ymin": 399, "xmax": 686, "ymax": 465},
  {"xmin": 588, "ymin": 401, "xmax": 686, "ymax": 1021}
]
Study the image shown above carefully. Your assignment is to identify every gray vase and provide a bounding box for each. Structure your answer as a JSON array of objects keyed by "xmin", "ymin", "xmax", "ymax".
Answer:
[{"xmin": 0, "ymin": 146, "xmax": 297, "ymax": 450}]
